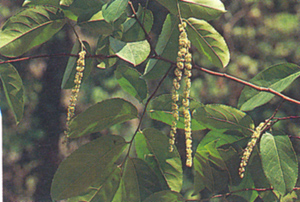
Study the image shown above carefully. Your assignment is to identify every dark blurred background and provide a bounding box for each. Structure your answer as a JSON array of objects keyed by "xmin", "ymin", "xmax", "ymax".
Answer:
[{"xmin": 1, "ymin": 0, "xmax": 300, "ymax": 201}]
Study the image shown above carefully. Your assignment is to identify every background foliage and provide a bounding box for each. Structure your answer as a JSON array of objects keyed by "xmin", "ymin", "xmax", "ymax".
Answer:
[{"xmin": 1, "ymin": 0, "xmax": 300, "ymax": 201}]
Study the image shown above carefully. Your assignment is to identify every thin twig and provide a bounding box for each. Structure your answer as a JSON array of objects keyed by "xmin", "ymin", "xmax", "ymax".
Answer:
[
  {"xmin": 262, "ymin": 100, "xmax": 285, "ymax": 131},
  {"xmin": 149, "ymin": 53, "xmax": 300, "ymax": 106},
  {"xmin": 209, "ymin": 186, "xmax": 300, "ymax": 200},
  {"xmin": 67, "ymin": 21, "xmax": 86, "ymax": 53},
  {"xmin": 274, "ymin": 115, "xmax": 300, "ymax": 121},
  {"xmin": 0, "ymin": 53, "xmax": 78, "ymax": 64},
  {"xmin": 128, "ymin": 1, "xmax": 158, "ymax": 57},
  {"xmin": 0, "ymin": 53, "xmax": 119, "ymax": 65},
  {"xmin": 119, "ymin": 64, "xmax": 174, "ymax": 167},
  {"xmin": 1, "ymin": 48, "xmax": 300, "ymax": 107},
  {"xmin": 194, "ymin": 65, "xmax": 300, "ymax": 106}
]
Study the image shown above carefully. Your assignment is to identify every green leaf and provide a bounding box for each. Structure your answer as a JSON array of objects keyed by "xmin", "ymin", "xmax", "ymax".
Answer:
[
  {"xmin": 68, "ymin": 98, "xmax": 138, "ymax": 138},
  {"xmin": 51, "ymin": 135, "xmax": 128, "ymax": 200},
  {"xmin": 61, "ymin": 40, "xmax": 93, "ymax": 89},
  {"xmin": 109, "ymin": 37, "xmax": 150, "ymax": 66},
  {"xmin": 61, "ymin": 40, "xmax": 80, "ymax": 89},
  {"xmin": 135, "ymin": 128, "xmax": 183, "ymax": 192},
  {"xmin": 186, "ymin": 18, "xmax": 230, "ymax": 68},
  {"xmin": 193, "ymin": 104, "xmax": 254, "ymax": 134},
  {"xmin": 122, "ymin": 5, "xmax": 153, "ymax": 42},
  {"xmin": 194, "ymin": 141, "xmax": 229, "ymax": 194},
  {"xmin": 143, "ymin": 190, "xmax": 185, "ymax": 202},
  {"xmin": 0, "ymin": 6, "xmax": 66, "ymax": 57},
  {"xmin": 238, "ymin": 63, "xmax": 300, "ymax": 111},
  {"xmin": 102, "ymin": 0, "xmax": 128, "ymax": 23},
  {"xmin": 111, "ymin": 178, "xmax": 126, "ymax": 202},
  {"xmin": 115, "ymin": 65, "xmax": 147, "ymax": 102},
  {"xmin": 260, "ymin": 131, "xmax": 298, "ymax": 196},
  {"xmin": 0, "ymin": 61, "xmax": 24, "ymax": 124},
  {"xmin": 193, "ymin": 147, "xmax": 228, "ymax": 194},
  {"xmin": 229, "ymin": 150, "xmax": 260, "ymax": 202},
  {"xmin": 95, "ymin": 35, "xmax": 118, "ymax": 69},
  {"xmin": 135, "ymin": 132, "xmax": 169, "ymax": 191},
  {"xmin": 156, "ymin": 0, "xmax": 226, "ymax": 21},
  {"xmin": 66, "ymin": 167, "xmax": 122, "ymax": 202},
  {"xmin": 77, "ymin": 10, "xmax": 114, "ymax": 36},
  {"xmin": 123, "ymin": 158, "xmax": 163, "ymax": 202},
  {"xmin": 60, "ymin": 0, "xmax": 104, "ymax": 17},
  {"xmin": 204, "ymin": 141, "xmax": 227, "ymax": 169},
  {"xmin": 229, "ymin": 172, "xmax": 259, "ymax": 202},
  {"xmin": 23, "ymin": 0, "xmax": 60, "ymax": 6},
  {"xmin": 248, "ymin": 150, "xmax": 278, "ymax": 202},
  {"xmin": 60, "ymin": 0, "xmax": 75, "ymax": 6},
  {"xmin": 199, "ymin": 130, "xmax": 245, "ymax": 149},
  {"xmin": 218, "ymin": 146, "xmax": 241, "ymax": 186},
  {"xmin": 148, "ymin": 94, "xmax": 205, "ymax": 131},
  {"xmin": 143, "ymin": 14, "xmax": 179, "ymax": 79}
]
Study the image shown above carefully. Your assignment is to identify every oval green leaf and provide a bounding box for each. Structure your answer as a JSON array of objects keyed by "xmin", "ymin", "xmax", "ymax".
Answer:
[
  {"xmin": 0, "ymin": 61, "xmax": 24, "ymax": 124},
  {"xmin": 238, "ymin": 63, "xmax": 300, "ymax": 111},
  {"xmin": 109, "ymin": 37, "xmax": 150, "ymax": 66},
  {"xmin": 260, "ymin": 131, "xmax": 298, "ymax": 196},
  {"xmin": 199, "ymin": 130, "xmax": 245, "ymax": 149},
  {"xmin": 0, "ymin": 6, "xmax": 66, "ymax": 57},
  {"xmin": 248, "ymin": 150, "xmax": 278, "ymax": 202},
  {"xmin": 23, "ymin": 0, "xmax": 60, "ymax": 6},
  {"xmin": 102, "ymin": 0, "xmax": 128, "ymax": 23},
  {"xmin": 186, "ymin": 18, "xmax": 230, "ymax": 68},
  {"xmin": 111, "ymin": 178, "xmax": 125, "ymax": 202},
  {"xmin": 51, "ymin": 135, "xmax": 128, "ymax": 200},
  {"xmin": 123, "ymin": 158, "xmax": 163, "ymax": 202},
  {"xmin": 135, "ymin": 128, "xmax": 183, "ymax": 192},
  {"xmin": 115, "ymin": 65, "xmax": 147, "ymax": 102},
  {"xmin": 156, "ymin": 0, "xmax": 226, "ymax": 21},
  {"xmin": 143, "ymin": 190, "xmax": 184, "ymax": 202},
  {"xmin": 194, "ymin": 146, "xmax": 228, "ymax": 194},
  {"xmin": 68, "ymin": 98, "xmax": 138, "ymax": 138},
  {"xmin": 66, "ymin": 167, "xmax": 122, "ymax": 202},
  {"xmin": 60, "ymin": 0, "xmax": 104, "ymax": 18},
  {"xmin": 77, "ymin": 10, "xmax": 114, "ymax": 36},
  {"xmin": 193, "ymin": 104, "xmax": 254, "ymax": 134},
  {"xmin": 143, "ymin": 14, "xmax": 179, "ymax": 79},
  {"xmin": 148, "ymin": 94, "xmax": 206, "ymax": 131}
]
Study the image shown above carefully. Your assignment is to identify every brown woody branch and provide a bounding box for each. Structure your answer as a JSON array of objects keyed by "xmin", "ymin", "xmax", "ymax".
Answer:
[
  {"xmin": 127, "ymin": 1, "xmax": 158, "ymax": 57},
  {"xmin": 0, "ymin": 53, "xmax": 78, "ymax": 64},
  {"xmin": 193, "ymin": 66, "xmax": 300, "ymax": 106},
  {"xmin": 209, "ymin": 187, "xmax": 300, "ymax": 201},
  {"xmin": 1, "ymin": 52, "xmax": 300, "ymax": 107}
]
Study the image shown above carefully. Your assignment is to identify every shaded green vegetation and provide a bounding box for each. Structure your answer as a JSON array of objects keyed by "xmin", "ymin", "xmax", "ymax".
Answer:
[{"xmin": 1, "ymin": 0, "xmax": 300, "ymax": 201}]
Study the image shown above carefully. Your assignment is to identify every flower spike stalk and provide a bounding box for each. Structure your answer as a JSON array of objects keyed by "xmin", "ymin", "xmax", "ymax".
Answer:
[
  {"xmin": 64, "ymin": 49, "xmax": 86, "ymax": 139},
  {"xmin": 170, "ymin": 20, "xmax": 193, "ymax": 167}
]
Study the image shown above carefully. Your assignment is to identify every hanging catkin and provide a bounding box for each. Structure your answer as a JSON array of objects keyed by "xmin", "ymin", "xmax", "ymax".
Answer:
[
  {"xmin": 64, "ymin": 50, "xmax": 86, "ymax": 138},
  {"xmin": 170, "ymin": 21, "xmax": 193, "ymax": 167},
  {"xmin": 239, "ymin": 122, "xmax": 267, "ymax": 178}
]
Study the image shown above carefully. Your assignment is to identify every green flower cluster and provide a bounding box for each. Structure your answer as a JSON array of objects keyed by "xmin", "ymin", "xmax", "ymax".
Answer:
[
  {"xmin": 239, "ymin": 122, "xmax": 266, "ymax": 178},
  {"xmin": 170, "ymin": 21, "xmax": 193, "ymax": 167},
  {"xmin": 65, "ymin": 50, "xmax": 86, "ymax": 134}
]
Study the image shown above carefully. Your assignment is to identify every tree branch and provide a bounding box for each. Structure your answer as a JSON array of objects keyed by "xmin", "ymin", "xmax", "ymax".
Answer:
[
  {"xmin": 0, "ymin": 53, "xmax": 118, "ymax": 65},
  {"xmin": 209, "ymin": 187, "xmax": 300, "ymax": 200},
  {"xmin": 1, "ymin": 51, "xmax": 300, "ymax": 108},
  {"xmin": 194, "ymin": 65, "xmax": 300, "ymax": 106},
  {"xmin": 0, "ymin": 53, "xmax": 78, "ymax": 64}
]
